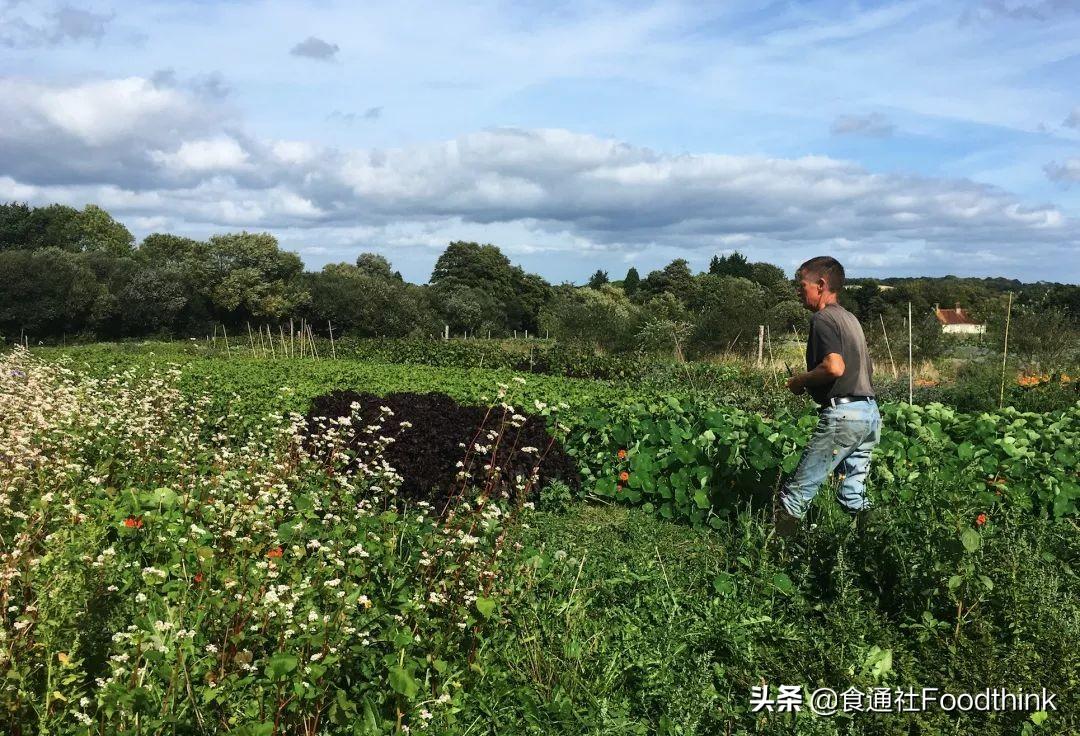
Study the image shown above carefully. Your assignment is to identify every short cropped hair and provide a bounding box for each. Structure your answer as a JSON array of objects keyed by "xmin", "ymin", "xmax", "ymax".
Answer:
[{"xmin": 797, "ymin": 256, "xmax": 845, "ymax": 292}]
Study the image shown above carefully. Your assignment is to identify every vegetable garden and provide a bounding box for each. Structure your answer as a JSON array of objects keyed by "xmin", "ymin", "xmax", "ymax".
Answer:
[{"xmin": 2, "ymin": 342, "xmax": 1078, "ymax": 735}]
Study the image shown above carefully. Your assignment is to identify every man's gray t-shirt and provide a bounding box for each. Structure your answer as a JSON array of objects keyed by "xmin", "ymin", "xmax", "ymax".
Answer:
[{"xmin": 805, "ymin": 303, "xmax": 874, "ymax": 406}]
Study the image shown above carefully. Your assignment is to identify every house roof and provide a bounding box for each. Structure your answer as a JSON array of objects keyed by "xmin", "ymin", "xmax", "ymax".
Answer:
[{"xmin": 935, "ymin": 306, "xmax": 982, "ymax": 326}]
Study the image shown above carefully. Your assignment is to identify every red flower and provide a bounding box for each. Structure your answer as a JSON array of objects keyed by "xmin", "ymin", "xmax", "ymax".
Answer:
[
  {"xmin": 619, "ymin": 471, "xmax": 629, "ymax": 482},
  {"xmin": 124, "ymin": 516, "xmax": 144, "ymax": 529},
  {"xmin": 266, "ymin": 547, "xmax": 283, "ymax": 559},
  {"xmin": 193, "ymin": 572, "xmax": 204, "ymax": 583},
  {"xmin": 617, "ymin": 449, "xmax": 627, "ymax": 460},
  {"xmin": 976, "ymin": 513, "xmax": 988, "ymax": 526}
]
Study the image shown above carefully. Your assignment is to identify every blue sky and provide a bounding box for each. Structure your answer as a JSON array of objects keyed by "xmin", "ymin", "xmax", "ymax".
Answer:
[{"xmin": 2, "ymin": 0, "xmax": 1079, "ymax": 283}]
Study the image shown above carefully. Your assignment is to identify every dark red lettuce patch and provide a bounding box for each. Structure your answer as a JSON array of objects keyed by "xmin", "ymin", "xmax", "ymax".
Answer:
[{"xmin": 303, "ymin": 390, "xmax": 579, "ymax": 505}]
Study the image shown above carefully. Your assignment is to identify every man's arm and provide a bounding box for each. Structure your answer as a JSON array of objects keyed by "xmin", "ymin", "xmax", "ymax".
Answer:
[{"xmin": 787, "ymin": 353, "xmax": 845, "ymax": 395}]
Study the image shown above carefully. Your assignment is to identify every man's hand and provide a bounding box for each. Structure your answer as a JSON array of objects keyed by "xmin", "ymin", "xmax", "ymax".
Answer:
[{"xmin": 786, "ymin": 374, "xmax": 806, "ymax": 395}]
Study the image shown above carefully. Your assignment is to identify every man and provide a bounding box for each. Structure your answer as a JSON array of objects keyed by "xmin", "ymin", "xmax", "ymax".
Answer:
[{"xmin": 774, "ymin": 256, "xmax": 880, "ymax": 538}]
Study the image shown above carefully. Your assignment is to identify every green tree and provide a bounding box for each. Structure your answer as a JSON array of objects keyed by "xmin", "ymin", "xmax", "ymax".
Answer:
[
  {"xmin": 709, "ymin": 251, "xmax": 753, "ymax": 279},
  {"xmin": 509, "ymin": 270, "xmax": 553, "ymax": 334},
  {"xmin": 622, "ymin": 267, "xmax": 641, "ymax": 297},
  {"xmin": 685, "ymin": 274, "xmax": 767, "ymax": 355},
  {"xmin": 429, "ymin": 241, "xmax": 551, "ymax": 335},
  {"xmin": 0, "ymin": 202, "xmax": 32, "ymax": 249},
  {"xmin": 307, "ymin": 262, "xmax": 435, "ymax": 337},
  {"xmin": 117, "ymin": 265, "xmax": 191, "ymax": 335},
  {"xmin": 356, "ymin": 253, "xmax": 398, "ymax": 281},
  {"xmin": 538, "ymin": 284, "xmax": 640, "ymax": 352},
  {"xmin": 76, "ymin": 204, "xmax": 134, "ymax": 256},
  {"xmin": 138, "ymin": 233, "xmax": 209, "ymax": 263},
  {"xmin": 206, "ymin": 232, "xmax": 308, "ymax": 321},
  {"xmin": 587, "ymin": 269, "xmax": 609, "ymax": 288},
  {"xmin": 0, "ymin": 249, "xmax": 102, "ymax": 337},
  {"xmin": 641, "ymin": 259, "xmax": 694, "ymax": 302},
  {"xmin": 24, "ymin": 204, "xmax": 83, "ymax": 251}
]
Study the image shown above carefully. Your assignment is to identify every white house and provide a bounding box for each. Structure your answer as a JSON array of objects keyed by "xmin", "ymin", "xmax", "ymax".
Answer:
[{"xmin": 934, "ymin": 303, "xmax": 986, "ymax": 334}]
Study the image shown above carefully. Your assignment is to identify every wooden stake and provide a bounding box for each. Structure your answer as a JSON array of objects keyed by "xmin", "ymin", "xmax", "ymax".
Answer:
[
  {"xmin": 290, "ymin": 319, "xmax": 295, "ymax": 358},
  {"xmin": 880, "ymin": 314, "xmax": 898, "ymax": 379},
  {"xmin": 222, "ymin": 324, "xmax": 231, "ymax": 358},
  {"xmin": 328, "ymin": 321, "xmax": 336, "ymax": 359},
  {"xmin": 999, "ymin": 292, "xmax": 1013, "ymax": 409},
  {"xmin": 766, "ymin": 325, "xmax": 780, "ymax": 389},
  {"xmin": 907, "ymin": 303, "xmax": 913, "ymax": 404},
  {"xmin": 267, "ymin": 325, "xmax": 276, "ymax": 359},
  {"xmin": 757, "ymin": 325, "xmax": 765, "ymax": 367},
  {"xmin": 247, "ymin": 322, "xmax": 256, "ymax": 357}
]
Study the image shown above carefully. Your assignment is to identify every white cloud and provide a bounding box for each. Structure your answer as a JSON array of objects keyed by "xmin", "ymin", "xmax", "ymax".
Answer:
[
  {"xmin": 0, "ymin": 73, "xmax": 1076, "ymax": 280},
  {"xmin": 271, "ymin": 140, "xmax": 318, "ymax": 165},
  {"xmin": 26, "ymin": 77, "xmax": 190, "ymax": 145},
  {"xmin": 151, "ymin": 136, "xmax": 250, "ymax": 173}
]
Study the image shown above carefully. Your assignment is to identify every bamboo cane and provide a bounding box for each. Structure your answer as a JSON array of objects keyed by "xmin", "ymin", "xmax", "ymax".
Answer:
[
  {"xmin": 246, "ymin": 322, "xmax": 256, "ymax": 357},
  {"xmin": 907, "ymin": 303, "xmax": 913, "ymax": 404},
  {"xmin": 999, "ymin": 292, "xmax": 1013, "ymax": 409},
  {"xmin": 766, "ymin": 325, "xmax": 781, "ymax": 390},
  {"xmin": 880, "ymin": 314, "xmax": 898, "ymax": 379},
  {"xmin": 222, "ymin": 324, "xmax": 231, "ymax": 358}
]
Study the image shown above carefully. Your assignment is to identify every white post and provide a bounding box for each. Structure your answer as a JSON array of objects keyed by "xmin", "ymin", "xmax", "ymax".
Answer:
[
  {"xmin": 757, "ymin": 325, "xmax": 765, "ymax": 367},
  {"xmin": 328, "ymin": 321, "xmax": 336, "ymax": 359},
  {"xmin": 444, "ymin": 324, "xmax": 449, "ymax": 340}
]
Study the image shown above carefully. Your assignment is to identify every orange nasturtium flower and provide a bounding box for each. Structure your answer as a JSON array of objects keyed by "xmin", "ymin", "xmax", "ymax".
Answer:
[
  {"xmin": 266, "ymin": 547, "xmax": 284, "ymax": 559},
  {"xmin": 124, "ymin": 516, "xmax": 143, "ymax": 529},
  {"xmin": 194, "ymin": 572, "xmax": 204, "ymax": 584},
  {"xmin": 619, "ymin": 471, "xmax": 630, "ymax": 482},
  {"xmin": 976, "ymin": 513, "xmax": 988, "ymax": 527},
  {"xmin": 617, "ymin": 449, "xmax": 627, "ymax": 460}
]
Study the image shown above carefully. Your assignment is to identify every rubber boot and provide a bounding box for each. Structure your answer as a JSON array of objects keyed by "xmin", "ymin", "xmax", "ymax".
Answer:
[
  {"xmin": 773, "ymin": 506, "xmax": 801, "ymax": 539},
  {"xmin": 854, "ymin": 507, "xmax": 877, "ymax": 535}
]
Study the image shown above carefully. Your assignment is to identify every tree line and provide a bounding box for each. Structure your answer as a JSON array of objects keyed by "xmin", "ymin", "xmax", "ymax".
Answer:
[{"xmin": 1, "ymin": 202, "xmax": 1077, "ymax": 364}]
